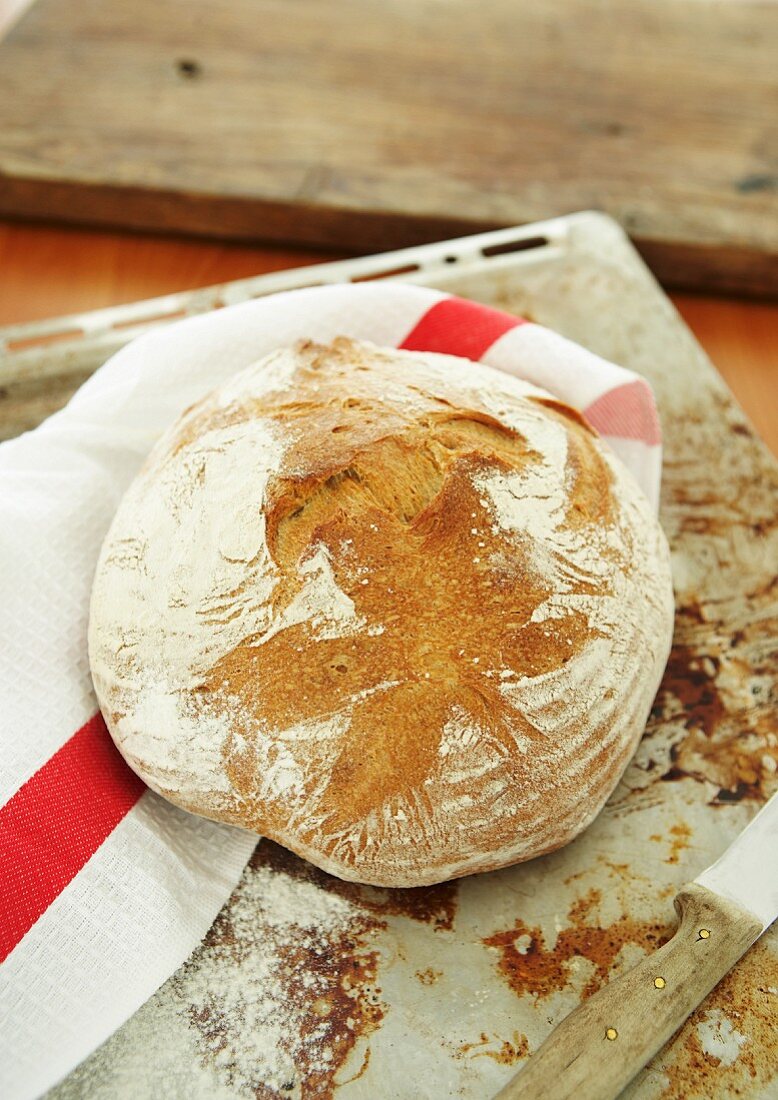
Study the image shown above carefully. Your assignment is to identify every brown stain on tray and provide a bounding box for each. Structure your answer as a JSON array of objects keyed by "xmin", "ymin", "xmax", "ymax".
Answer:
[
  {"xmin": 648, "ymin": 939, "xmax": 778, "ymax": 1099},
  {"xmin": 456, "ymin": 1031, "xmax": 530, "ymax": 1065},
  {"xmin": 415, "ymin": 967, "xmax": 442, "ymax": 986},
  {"xmin": 483, "ymin": 889, "xmax": 673, "ymax": 1001},
  {"xmin": 481, "ymin": 1035, "xmax": 530, "ymax": 1065},
  {"xmin": 669, "ymin": 728, "xmax": 772, "ymax": 804},
  {"xmin": 658, "ymin": 644, "xmax": 728, "ymax": 737},
  {"xmin": 665, "ymin": 822, "xmax": 692, "ymax": 865},
  {"xmin": 647, "ymin": 604, "xmax": 778, "ymax": 805}
]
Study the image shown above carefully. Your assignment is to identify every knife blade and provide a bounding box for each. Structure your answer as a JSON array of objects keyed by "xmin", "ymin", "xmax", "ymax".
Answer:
[{"xmin": 695, "ymin": 792, "xmax": 778, "ymax": 930}]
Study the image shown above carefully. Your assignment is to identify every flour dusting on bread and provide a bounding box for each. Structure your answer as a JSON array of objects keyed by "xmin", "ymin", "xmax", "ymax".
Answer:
[{"xmin": 89, "ymin": 337, "xmax": 674, "ymax": 887}]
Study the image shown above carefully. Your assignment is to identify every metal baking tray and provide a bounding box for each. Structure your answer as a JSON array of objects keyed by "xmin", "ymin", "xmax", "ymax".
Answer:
[{"xmin": 7, "ymin": 212, "xmax": 773, "ymax": 1099}]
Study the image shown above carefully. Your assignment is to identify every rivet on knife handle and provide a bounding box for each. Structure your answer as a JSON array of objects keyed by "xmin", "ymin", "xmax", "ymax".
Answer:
[{"xmin": 494, "ymin": 883, "xmax": 763, "ymax": 1100}]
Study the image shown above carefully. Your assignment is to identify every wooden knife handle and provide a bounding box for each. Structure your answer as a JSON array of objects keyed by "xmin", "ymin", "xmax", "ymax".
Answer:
[{"xmin": 495, "ymin": 883, "xmax": 763, "ymax": 1100}]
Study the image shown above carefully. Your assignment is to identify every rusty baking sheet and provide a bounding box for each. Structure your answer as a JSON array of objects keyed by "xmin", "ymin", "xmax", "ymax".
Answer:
[{"xmin": 5, "ymin": 213, "xmax": 772, "ymax": 1099}]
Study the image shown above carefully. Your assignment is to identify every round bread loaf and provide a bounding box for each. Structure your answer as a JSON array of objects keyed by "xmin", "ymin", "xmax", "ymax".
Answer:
[{"xmin": 89, "ymin": 337, "xmax": 674, "ymax": 887}]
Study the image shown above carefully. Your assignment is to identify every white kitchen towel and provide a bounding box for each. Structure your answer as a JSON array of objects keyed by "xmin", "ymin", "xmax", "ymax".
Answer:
[{"xmin": 0, "ymin": 283, "xmax": 662, "ymax": 1099}]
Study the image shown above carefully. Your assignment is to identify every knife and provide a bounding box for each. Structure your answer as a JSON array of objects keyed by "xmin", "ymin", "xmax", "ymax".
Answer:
[{"xmin": 496, "ymin": 792, "xmax": 777, "ymax": 1100}]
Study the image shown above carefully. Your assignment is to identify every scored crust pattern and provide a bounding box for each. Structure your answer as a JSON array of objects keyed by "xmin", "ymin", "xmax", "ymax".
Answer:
[{"xmin": 89, "ymin": 338, "xmax": 674, "ymax": 886}]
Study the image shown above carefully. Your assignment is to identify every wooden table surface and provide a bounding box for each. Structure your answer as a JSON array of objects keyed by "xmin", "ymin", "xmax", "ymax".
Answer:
[
  {"xmin": 0, "ymin": 0, "xmax": 775, "ymax": 456},
  {"xmin": 1, "ymin": 0, "xmax": 777, "ymax": 297}
]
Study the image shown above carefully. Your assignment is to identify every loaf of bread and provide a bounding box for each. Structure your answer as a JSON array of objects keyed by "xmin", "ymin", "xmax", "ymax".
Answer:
[{"xmin": 89, "ymin": 337, "xmax": 674, "ymax": 887}]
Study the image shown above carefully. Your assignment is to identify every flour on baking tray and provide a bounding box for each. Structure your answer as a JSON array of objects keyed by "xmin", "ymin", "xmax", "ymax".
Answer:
[{"xmin": 177, "ymin": 859, "xmax": 364, "ymax": 1097}]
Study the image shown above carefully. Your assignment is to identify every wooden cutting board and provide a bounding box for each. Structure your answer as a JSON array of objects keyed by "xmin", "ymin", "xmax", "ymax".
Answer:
[{"xmin": 0, "ymin": 0, "xmax": 775, "ymax": 296}]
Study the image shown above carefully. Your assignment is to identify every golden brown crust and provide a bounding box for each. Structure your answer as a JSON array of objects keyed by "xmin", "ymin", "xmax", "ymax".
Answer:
[{"xmin": 89, "ymin": 337, "xmax": 675, "ymax": 886}]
